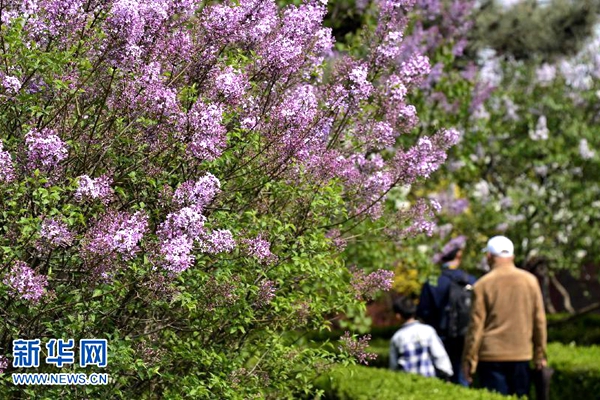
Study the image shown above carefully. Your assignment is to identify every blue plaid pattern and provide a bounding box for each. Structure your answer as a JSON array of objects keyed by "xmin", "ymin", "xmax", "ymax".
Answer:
[
  {"xmin": 390, "ymin": 321, "xmax": 453, "ymax": 378},
  {"xmin": 398, "ymin": 340, "xmax": 436, "ymax": 377}
]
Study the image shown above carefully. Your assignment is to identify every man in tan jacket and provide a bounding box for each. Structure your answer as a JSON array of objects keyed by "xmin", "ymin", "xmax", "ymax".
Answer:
[{"xmin": 462, "ymin": 236, "xmax": 547, "ymax": 396}]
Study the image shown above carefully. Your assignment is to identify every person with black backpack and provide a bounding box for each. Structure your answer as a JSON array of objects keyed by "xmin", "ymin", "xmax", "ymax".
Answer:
[{"xmin": 416, "ymin": 235, "xmax": 477, "ymax": 386}]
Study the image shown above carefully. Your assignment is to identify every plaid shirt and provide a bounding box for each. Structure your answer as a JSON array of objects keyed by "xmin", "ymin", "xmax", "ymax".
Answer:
[{"xmin": 390, "ymin": 321, "xmax": 453, "ymax": 377}]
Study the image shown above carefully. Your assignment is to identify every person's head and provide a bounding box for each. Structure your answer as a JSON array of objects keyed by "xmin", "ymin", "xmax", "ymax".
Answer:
[
  {"xmin": 392, "ymin": 296, "xmax": 417, "ymax": 323},
  {"xmin": 435, "ymin": 235, "xmax": 467, "ymax": 268},
  {"xmin": 440, "ymin": 247, "xmax": 463, "ymax": 265},
  {"xmin": 483, "ymin": 235, "xmax": 515, "ymax": 267}
]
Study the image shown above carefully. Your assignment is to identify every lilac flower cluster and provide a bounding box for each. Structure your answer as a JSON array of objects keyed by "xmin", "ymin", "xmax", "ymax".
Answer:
[
  {"xmin": 172, "ymin": 174, "xmax": 221, "ymax": 209},
  {"xmin": 2, "ymin": 75, "xmax": 21, "ymax": 94},
  {"xmin": 182, "ymin": 102, "xmax": 226, "ymax": 161},
  {"xmin": 199, "ymin": 229, "xmax": 236, "ymax": 254},
  {"xmin": 0, "ymin": 140, "xmax": 15, "ymax": 182},
  {"xmin": 579, "ymin": 139, "xmax": 595, "ymax": 160},
  {"xmin": 243, "ymin": 235, "xmax": 277, "ymax": 263},
  {"xmin": 83, "ymin": 212, "xmax": 148, "ymax": 261},
  {"xmin": 325, "ymin": 229, "xmax": 348, "ymax": 251},
  {"xmin": 350, "ymin": 268, "xmax": 394, "ymax": 301},
  {"xmin": 338, "ymin": 332, "xmax": 377, "ymax": 365},
  {"xmin": 75, "ymin": 175, "xmax": 113, "ymax": 203},
  {"xmin": 255, "ymin": 280, "xmax": 276, "ymax": 308},
  {"xmin": 3, "ymin": 261, "xmax": 48, "ymax": 303},
  {"xmin": 158, "ymin": 173, "xmax": 229, "ymax": 272},
  {"xmin": 25, "ymin": 128, "xmax": 68, "ymax": 171},
  {"xmin": 0, "ymin": 355, "xmax": 7, "ymax": 374},
  {"xmin": 214, "ymin": 67, "xmax": 248, "ymax": 102},
  {"xmin": 204, "ymin": 276, "xmax": 240, "ymax": 311},
  {"xmin": 40, "ymin": 217, "xmax": 74, "ymax": 247}
]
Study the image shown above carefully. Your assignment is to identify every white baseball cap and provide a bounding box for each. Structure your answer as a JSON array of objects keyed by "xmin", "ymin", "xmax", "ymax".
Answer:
[{"xmin": 483, "ymin": 236, "xmax": 514, "ymax": 258}]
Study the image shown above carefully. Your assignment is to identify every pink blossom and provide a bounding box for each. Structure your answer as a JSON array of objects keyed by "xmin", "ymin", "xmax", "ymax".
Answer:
[
  {"xmin": 75, "ymin": 175, "xmax": 113, "ymax": 202},
  {"xmin": 199, "ymin": 229, "xmax": 236, "ymax": 254},
  {"xmin": 83, "ymin": 211, "xmax": 148, "ymax": 260},
  {"xmin": 3, "ymin": 261, "xmax": 48, "ymax": 303},
  {"xmin": 256, "ymin": 280, "xmax": 276, "ymax": 307},
  {"xmin": 350, "ymin": 268, "xmax": 394, "ymax": 300},
  {"xmin": 0, "ymin": 140, "xmax": 15, "ymax": 182},
  {"xmin": 172, "ymin": 173, "xmax": 221, "ymax": 209},
  {"xmin": 25, "ymin": 128, "xmax": 68, "ymax": 171},
  {"xmin": 243, "ymin": 235, "xmax": 277, "ymax": 263},
  {"xmin": 338, "ymin": 332, "xmax": 377, "ymax": 365},
  {"xmin": 2, "ymin": 75, "xmax": 21, "ymax": 93},
  {"xmin": 40, "ymin": 217, "xmax": 74, "ymax": 247}
]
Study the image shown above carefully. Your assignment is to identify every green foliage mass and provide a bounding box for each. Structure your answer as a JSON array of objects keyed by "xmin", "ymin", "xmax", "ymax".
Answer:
[
  {"xmin": 471, "ymin": 0, "xmax": 600, "ymax": 60},
  {"xmin": 314, "ymin": 364, "xmax": 516, "ymax": 399},
  {"xmin": 359, "ymin": 340, "xmax": 600, "ymax": 399}
]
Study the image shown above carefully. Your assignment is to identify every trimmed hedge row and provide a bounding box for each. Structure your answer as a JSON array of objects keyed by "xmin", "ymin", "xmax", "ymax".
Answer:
[
  {"xmin": 363, "ymin": 340, "xmax": 600, "ymax": 399},
  {"xmin": 547, "ymin": 313, "xmax": 600, "ymax": 345},
  {"xmin": 546, "ymin": 342, "xmax": 600, "ymax": 399},
  {"xmin": 314, "ymin": 365, "xmax": 516, "ymax": 399}
]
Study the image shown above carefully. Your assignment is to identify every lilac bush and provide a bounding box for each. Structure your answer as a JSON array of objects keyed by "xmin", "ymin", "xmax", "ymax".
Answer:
[{"xmin": 0, "ymin": 0, "xmax": 464, "ymax": 397}]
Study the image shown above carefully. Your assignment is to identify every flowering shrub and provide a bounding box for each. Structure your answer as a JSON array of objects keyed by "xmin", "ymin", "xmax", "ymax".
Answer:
[{"xmin": 0, "ymin": 0, "xmax": 461, "ymax": 397}]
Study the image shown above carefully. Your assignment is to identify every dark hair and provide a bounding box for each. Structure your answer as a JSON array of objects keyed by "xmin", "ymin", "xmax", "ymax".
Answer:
[
  {"xmin": 392, "ymin": 297, "xmax": 416, "ymax": 319},
  {"xmin": 440, "ymin": 247, "xmax": 461, "ymax": 264}
]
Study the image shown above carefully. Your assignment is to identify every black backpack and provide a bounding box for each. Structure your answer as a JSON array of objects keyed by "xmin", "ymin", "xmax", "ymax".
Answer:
[{"xmin": 440, "ymin": 272, "xmax": 473, "ymax": 339}]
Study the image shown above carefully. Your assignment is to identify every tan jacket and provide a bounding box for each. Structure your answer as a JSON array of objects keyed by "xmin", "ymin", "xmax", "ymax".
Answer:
[{"xmin": 463, "ymin": 263, "xmax": 546, "ymax": 373}]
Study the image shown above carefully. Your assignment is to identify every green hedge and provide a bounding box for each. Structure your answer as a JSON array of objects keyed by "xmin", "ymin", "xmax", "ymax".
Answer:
[
  {"xmin": 546, "ymin": 342, "xmax": 600, "ymax": 399},
  {"xmin": 547, "ymin": 313, "xmax": 600, "ymax": 345},
  {"xmin": 314, "ymin": 365, "xmax": 516, "ymax": 400},
  {"xmin": 364, "ymin": 341, "xmax": 600, "ymax": 399}
]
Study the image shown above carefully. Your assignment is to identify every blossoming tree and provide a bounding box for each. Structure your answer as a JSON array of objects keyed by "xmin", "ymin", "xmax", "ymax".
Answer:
[{"xmin": 0, "ymin": 0, "xmax": 461, "ymax": 397}]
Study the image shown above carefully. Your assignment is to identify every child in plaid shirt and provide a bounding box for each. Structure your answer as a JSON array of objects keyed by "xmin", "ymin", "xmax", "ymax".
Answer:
[{"xmin": 390, "ymin": 297, "xmax": 453, "ymax": 379}]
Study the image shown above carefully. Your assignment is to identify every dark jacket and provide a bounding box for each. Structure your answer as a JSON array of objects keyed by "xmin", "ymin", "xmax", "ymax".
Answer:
[{"xmin": 416, "ymin": 268, "xmax": 476, "ymax": 338}]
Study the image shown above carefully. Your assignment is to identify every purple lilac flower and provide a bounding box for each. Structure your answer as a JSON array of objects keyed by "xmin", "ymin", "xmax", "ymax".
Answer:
[
  {"xmin": 2, "ymin": 75, "xmax": 21, "ymax": 94},
  {"xmin": 182, "ymin": 102, "xmax": 226, "ymax": 161},
  {"xmin": 40, "ymin": 217, "xmax": 74, "ymax": 247},
  {"xmin": 3, "ymin": 261, "xmax": 48, "ymax": 303},
  {"xmin": 400, "ymin": 54, "xmax": 431, "ymax": 86},
  {"xmin": 350, "ymin": 268, "xmax": 394, "ymax": 300},
  {"xmin": 204, "ymin": 276, "xmax": 240, "ymax": 311},
  {"xmin": 0, "ymin": 355, "xmax": 7, "ymax": 373},
  {"xmin": 348, "ymin": 65, "xmax": 373, "ymax": 100},
  {"xmin": 387, "ymin": 75, "xmax": 407, "ymax": 102},
  {"xmin": 157, "ymin": 206, "xmax": 206, "ymax": 240},
  {"xmin": 75, "ymin": 174, "xmax": 113, "ymax": 202},
  {"xmin": 172, "ymin": 173, "xmax": 221, "ymax": 209},
  {"xmin": 215, "ymin": 67, "xmax": 247, "ymax": 101},
  {"xmin": 199, "ymin": 229, "xmax": 235, "ymax": 254},
  {"xmin": 0, "ymin": 140, "xmax": 15, "ymax": 182},
  {"xmin": 325, "ymin": 229, "xmax": 348, "ymax": 251},
  {"xmin": 112, "ymin": 212, "xmax": 149, "ymax": 257},
  {"xmin": 377, "ymin": 30, "xmax": 404, "ymax": 63},
  {"xmin": 255, "ymin": 280, "xmax": 276, "ymax": 307},
  {"xmin": 338, "ymin": 332, "xmax": 377, "ymax": 365},
  {"xmin": 449, "ymin": 198, "xmax": 469, "ymax": 215},
  {"xmin": 244, "ymin": 235, "xmax": 277, "ymax": 263},
  {"xmin": 159, "ymin": 236, "xmax": 195, "ymax": 273},
  {"xmin": 25, "ymin": 128, "xmax": 68, "ymax": 171},
  {"xmin": 84, "ymin": 211, "xmax": 148, "ymax": 259}
]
